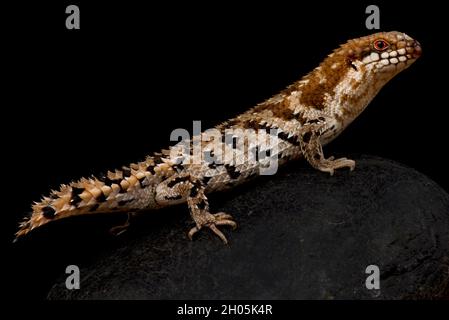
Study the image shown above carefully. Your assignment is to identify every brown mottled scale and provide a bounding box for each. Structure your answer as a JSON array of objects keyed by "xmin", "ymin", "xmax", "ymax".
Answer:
[{"xmin": 15, "ymin": 31, "xmax": 421, "ymax": 241}]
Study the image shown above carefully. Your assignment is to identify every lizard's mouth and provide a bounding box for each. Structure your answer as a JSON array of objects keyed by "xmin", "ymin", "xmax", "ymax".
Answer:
[
  {"xmin": 388, "ymin": 40, "xmax": 421, "ymax": 66},
  {"xmin": 411, "ymin": 40, "xmax": 422, "ymax": 59},
  {"xmin": 372, "ymin": 40, "xmax": 421, "ymax": 73},
  {"xmin": 362, "ymin": 39, "xmax": 421, "ymax": 72}
]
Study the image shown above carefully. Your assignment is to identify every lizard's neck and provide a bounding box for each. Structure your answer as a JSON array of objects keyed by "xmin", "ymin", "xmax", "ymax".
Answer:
[{"xmin": 284, "ymin": 54, "xmax": 396, "ymax": 129}]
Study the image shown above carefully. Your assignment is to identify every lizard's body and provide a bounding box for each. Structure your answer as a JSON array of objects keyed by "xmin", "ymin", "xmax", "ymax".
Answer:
[{"xmin": 16, "ymin": 31, "xmax": 421, "ymax": 243}]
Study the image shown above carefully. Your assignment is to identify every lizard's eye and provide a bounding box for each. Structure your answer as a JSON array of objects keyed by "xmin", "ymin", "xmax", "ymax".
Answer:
[{"xmin": 373, "ymin": 39, "xmax": 389, "ymax": 51}]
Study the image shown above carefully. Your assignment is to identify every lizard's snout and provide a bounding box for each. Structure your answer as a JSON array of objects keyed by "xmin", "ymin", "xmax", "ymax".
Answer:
[{"xmin": 412, "ymin": 40, "xmax": 422, "ymax": 58}]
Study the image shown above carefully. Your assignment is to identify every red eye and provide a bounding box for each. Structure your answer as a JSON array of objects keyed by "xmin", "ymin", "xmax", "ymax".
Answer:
[{"xmin": 373, "ymin": 39, "xmax": 389, "ymax": 51}]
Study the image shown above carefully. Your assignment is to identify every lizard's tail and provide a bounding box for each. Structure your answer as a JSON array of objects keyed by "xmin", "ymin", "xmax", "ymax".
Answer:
[
  {"xmin": 14, "ymin": 177, "xmax": 128, "ymax": 241},
  {"xmin": 14, "ymin": 155, "xmax": 166, "ymax": 241}
]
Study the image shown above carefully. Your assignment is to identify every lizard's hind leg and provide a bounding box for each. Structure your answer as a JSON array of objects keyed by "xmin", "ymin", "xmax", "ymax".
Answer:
[{"xmin": 155, "ymin": 174, "xmax": 237, "ymax": 244}]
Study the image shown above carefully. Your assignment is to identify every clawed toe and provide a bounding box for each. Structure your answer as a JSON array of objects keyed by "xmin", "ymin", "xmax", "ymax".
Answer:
[
  {"xmin": 216, "ymin": 219, "xmax": 237, "ymax": 230},
  {"xmin": 188, "ymin": 226, "xmax": 200, "ymax": 241},
  {"xmin": 214, "ymin": 212, "xmax": 234, "ymax": 220},
  {"xmin": 188, "ymin": 223, "xmax": 230, "ymax": 244},
  {"xmin": 109, "ymin": 224, "xmax": 129, "ymax": 236},
  {"xmin": 319, "ymin": 157, "xmax": 355, "ymax": 175},
  {"xmin": 188, "ymin": 212, "xmax": 237, "ymax": 244},
  {"xmin": 208, "ymin": 224, "xmax": 229, "ymax": 244}
]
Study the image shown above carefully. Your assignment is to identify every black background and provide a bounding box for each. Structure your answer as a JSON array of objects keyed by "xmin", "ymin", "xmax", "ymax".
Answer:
[{"xmin": 2, "ymin": 0, "xmax": 447, "ymax": 305}]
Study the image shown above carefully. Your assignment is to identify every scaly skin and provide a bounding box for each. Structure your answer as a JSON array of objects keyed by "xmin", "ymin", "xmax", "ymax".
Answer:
[{"xmin": 15, "ymin": 31, "xmax": 421, "ymax": 243}]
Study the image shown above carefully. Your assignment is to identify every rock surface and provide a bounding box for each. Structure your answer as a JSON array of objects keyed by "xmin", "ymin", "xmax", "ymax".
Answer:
[{"xmin": 47, "ymin": 155, "xmax": 449, "ymax": 299}]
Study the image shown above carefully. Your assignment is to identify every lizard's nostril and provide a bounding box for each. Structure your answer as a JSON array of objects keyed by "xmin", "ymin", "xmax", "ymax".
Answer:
[{"xmin": 413, "ymin": 40, "xmax": 422, "ymax": 57}]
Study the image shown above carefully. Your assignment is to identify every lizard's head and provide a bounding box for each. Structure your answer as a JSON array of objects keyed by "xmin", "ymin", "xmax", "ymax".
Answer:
[
  {"xmin": 299, "ymin": 31, "xmax": 421, "ymax": 124},
  {"xmin": 341, "ymin": 31, "xmax": 421, "ymax": 79}
]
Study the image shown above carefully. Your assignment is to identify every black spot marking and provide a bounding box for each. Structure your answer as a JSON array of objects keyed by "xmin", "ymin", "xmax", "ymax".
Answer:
[
  {"xmin": 118, "ymin": 185, "xmax": 127, "ymax": 194},
  {"xmin": 208, "ymin": 162, "xmax": 217, "ymax": 169},
  {"xmin": 197, "ymin": 200, "xmax": 207, "ymax": 210},
  {"xmin": 70, "ymin": 187, "xmax": 84, "ymax": 206},
  {"xmin": 225, "ymin": 164, "xmax": 241, "ymax": 179},
  {"xmin": 314, "ymin": 153, "xmax": 321, "ymax": 160},
  {"xmin": 96, "ymin": 192, "xmax": 107, "ymax": 203},
  {"xmin": 139, "ymin": 176, "xmax": 149, "ymax": 188},
  {"xmin": 189, "ymin": 180, "xmax": 204, "ymax": 197},
  {"xmin": 302, "ymin": 132, "xmax": 312, "ymax": 143},
  {"xmin": 146, "ymin": 165, "xmax": 156, "ymax": 175},
  {"xmin": 278, "ymin": 132, "xmax": 289, "ymax": 141},
  {"xmin": 109, "ymin": 177, "xmax": 122, "ymax": 186},
  {"xmin": 42, "ymin": 206, "xmax": 56, "ymax": 219},
  {"xmin": 202, "ymin": 176, "xmax": 212, "ymax": 185},
  {"xmin": 122, "ymin": 167, "xmax": 131, "ymax": 177},
  {"xmin": 193, "ymin": 180, "xmax": 203, "ymax": 189},
  {"xmin": 172, "ymin": 164, "xmax": 184, "ymax": 173},
  {"xmin": 190, "ymin": 186, "xmax": 199, "ymax": 197},
  {"xmin": 97, "ymin": 172, "xmax": 108, "ymax": 183},
  {"xmin": 118, "ymin": 200, "xmax": 132, "ymax": 206},
  {"xmin": 167, "ymin": 176, "xmax": 190, "ymax": 188},
  {"xmin": 279, "ymin": 131, "xmax": 301, "ymax": 146},
  {"xmin": 112, "ymin": 182, "xmax": 126, "ymax": 193},
  {"xmin": 98, "ymin": 174, "xmax": 121, "ymax": 187}
]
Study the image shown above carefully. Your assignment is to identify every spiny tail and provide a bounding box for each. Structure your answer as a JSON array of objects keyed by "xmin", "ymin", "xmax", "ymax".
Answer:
[{"xmin": 15, "ymin": 152, "xmax": 175, "ymax": 240}]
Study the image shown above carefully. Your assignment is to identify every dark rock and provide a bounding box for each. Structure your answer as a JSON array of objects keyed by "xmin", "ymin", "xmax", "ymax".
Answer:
[{"xmin": 47, "ymin": 155, "xmax": 449, "ymax": 299}]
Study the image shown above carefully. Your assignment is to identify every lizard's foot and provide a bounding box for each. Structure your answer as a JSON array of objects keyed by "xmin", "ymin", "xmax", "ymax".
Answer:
[
  {"xmin": 188, "ymin": 212, "xmax": 237, "ymax": 245},
  {"xmin": 316, "ymin": 157, "xmax": 355, "ymax": 176},
  {"xmin": 158, "ymin": 173, "xmax": 238, "ymax": 244}
]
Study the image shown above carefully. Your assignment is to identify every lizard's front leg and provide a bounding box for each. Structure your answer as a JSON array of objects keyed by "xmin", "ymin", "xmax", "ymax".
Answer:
[
  {"xmin": 155, "ymin": 173, "xmax": 237, "ymax": 244},
  {"xmin": 299, "ymin": 117, "xmax": 355, "ymax": 176}
]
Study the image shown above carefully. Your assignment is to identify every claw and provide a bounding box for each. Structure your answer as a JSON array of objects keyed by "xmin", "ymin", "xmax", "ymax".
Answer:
[
  {"xmin": 215, "ymin": 219, "xmax": 237, "ymax": 230},
  {"xmin": 318, "ymin": 157, "xmax": 355, "ymax": 175},
  {"xmin": 109, "ymin": 223, "xmax": 129, "ymax": 236},
  {"xmin": 209, "ymin": 224, "xmax": 228, "ymax": 244},
  {"xmin": 188, "ymin": 226, "xmax": 200, "ymax": 241},
  {"xmin": 188, "ymin": 212, "xmax": 237, "ymax": 244},
  {"xmin": 214, "ymin": 212, "xmax": 234, "ymax": 220},
  {"xmin": 188, "ymin": 224, "xmax": 229, "ymax": 244},
  {"xmin": 109, "ymin": 213, "xmax": 132, "ymax": 236}
]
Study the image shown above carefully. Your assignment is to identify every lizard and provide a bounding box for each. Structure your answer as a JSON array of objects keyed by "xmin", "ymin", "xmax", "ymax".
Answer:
[{"xmin": 15, "ymin": 31, "xmax": 421, "ymax": 244}]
